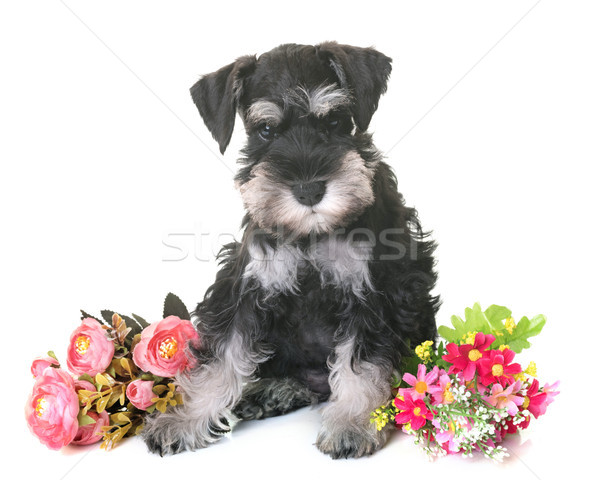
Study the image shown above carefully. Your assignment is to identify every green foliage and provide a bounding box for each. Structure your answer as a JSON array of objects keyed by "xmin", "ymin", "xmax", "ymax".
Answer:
[
  {"xmin": 437, "ymin": 302, "xmax": 546, "ymax": 353},
  {"xmin": 77, "ymin": 411, "xmax": 96, "ymax": 427},
  {"xmin": 131, "ymin": 313, "xmax": 150, "ymax": 329},
  {"xmin": 505, "ymin": 314, "xmax": 546, "ymax": 352},
  {"xmin": 163, "ymin": 292, "xmax": 190, "ymax": 320}
]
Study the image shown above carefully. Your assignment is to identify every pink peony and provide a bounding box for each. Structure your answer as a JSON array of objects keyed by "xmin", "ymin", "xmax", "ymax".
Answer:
[
  {"xmin": 132, "ymin": 316, "xmax": 199, "ymax": 377},
  {"xmin": 71, "ymin": 410, "xmax": 109, "ymax": 446},
  {"xmin": 30, "ymin": 356, "xmax": 60, "ymax": 378},
  {"xmin": 25, "ymin": 367, "xmax": 80, "ymax": 450},
  {"xmin": 126, "ymin": 379, "xmax": 156, "ymax": 410},
  {"xmin": 66, "ymin": 318, "xmax": 115, "ymax": 377}
]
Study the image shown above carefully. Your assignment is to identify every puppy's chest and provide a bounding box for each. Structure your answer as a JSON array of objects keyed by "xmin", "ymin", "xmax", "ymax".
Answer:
[{"xmin": 243, "ymin": 237, "xmax": 374, "ymax": 298}]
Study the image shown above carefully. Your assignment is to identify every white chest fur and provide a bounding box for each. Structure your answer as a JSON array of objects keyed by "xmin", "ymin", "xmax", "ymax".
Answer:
[{"xmin": 243, "ymin": 237, "xmax": 374, "ymax": 297}]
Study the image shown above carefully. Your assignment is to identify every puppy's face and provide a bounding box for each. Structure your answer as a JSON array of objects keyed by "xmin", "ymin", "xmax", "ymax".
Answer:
[{"xmin": 190, "ymin": 43, "xmax": 392, "ymax": 237}]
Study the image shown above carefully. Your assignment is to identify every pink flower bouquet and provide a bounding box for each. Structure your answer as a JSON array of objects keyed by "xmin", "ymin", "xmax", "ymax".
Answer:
[
  {"xmin": 371, "ymin": 303, "xmax": 559, "ymax": 460},
  {"xmin": 25, "ymin": 293, "xmax": 197, "ymax": 450}
]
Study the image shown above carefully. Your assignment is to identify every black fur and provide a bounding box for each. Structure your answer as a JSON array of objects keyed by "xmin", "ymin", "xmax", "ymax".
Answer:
[{"xmin": 144, "ymin": 42, "xmax": 439, "ymax": 458}]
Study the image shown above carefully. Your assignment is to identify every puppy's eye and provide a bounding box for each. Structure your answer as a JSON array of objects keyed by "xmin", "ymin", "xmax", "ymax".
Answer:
[
  {"xmin": 258, "ymin": 124, "xmax": 278, "ymax": 141},
  {"xmin": 320, "ymin": 116, "xmax": 342, "ymax": 132}
]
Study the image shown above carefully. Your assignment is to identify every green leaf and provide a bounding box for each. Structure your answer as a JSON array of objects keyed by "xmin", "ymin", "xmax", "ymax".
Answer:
[
  {"xmin": 132, "ymin": 313, "xmax": 151, "ymax": 330},
  {"xmin": 163, "ymin": 292, "xmax": 190, "ymax": 320},
  {"xmin": 434, "ymin": 342, "xmax": 451, "ymax": 369},
  {"xmin": 437, "ymin": 325, "xmax": 456, "ymax": 343},
  {"xmin": 106, "ymin": 364, "xmax": 116, "ymax": 378},
  {"xmin": 400, "ymin": 350, "xmax": 422, "ymax": 379},
  {"xmin": 484, "ymin": 305, "xmax": 512, "ymax": 330},
  {"xmin": 120, "ymin": 314, "xmax": 142, "ymax": 339},
  {"xmin": 464, "ymin": 303, "xmax": 495, "ymax": 334},
  {"xmin": 437, "ymin": 303, "xmax": 513, "ymax": 343},
  {"xmin": 437, "ymin": 313, "xmax": 470, "ymax": 343},
  {"xmin": 100, "ymin": 310, "xmax": 116, "ymax": 324},
  {"xmin": 77, "ymin": 411, "xmax": 97, "ymax": 427},
  {"xmin": 78, "ymin": 373, "xmax": 94, "ymax": 384},
  {"xmin": 391, "ymin": 373, "xmax": 402, "ymax": 389},
  {"xmin": 46, "ymin": 350, "xmax": 58, "ymax": 362},
  {"xmin": 505, "ymin": 314, "xmax": 546, "ymax": 353}
]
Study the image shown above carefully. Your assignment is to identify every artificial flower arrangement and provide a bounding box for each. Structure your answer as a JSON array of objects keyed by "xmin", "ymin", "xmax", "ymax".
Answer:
[
  {"xmin": 26, "ymin": 298, "xmax": 558, "ymax": 459},
  {"xmin": 25, "ymin": 293, "xmax": 198, "ymax": 450},
  {"xmin": 370, "ymin": 303, "xmax": 559, "ymax": 460}
]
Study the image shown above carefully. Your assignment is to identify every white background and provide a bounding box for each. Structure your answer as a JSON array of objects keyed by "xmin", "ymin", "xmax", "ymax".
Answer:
[{"xmin": 2, "ymin": 1, "xmax": 598, "ymax": 478}]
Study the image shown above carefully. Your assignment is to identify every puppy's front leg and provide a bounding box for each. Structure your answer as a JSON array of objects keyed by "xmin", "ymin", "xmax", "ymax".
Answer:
[
  {"xmin": 316, "ymin": 338, "xmax": 393, "ymax": 459},
  {"xmin": 142, "ymin": 330, "xmax": 266, "ymax": 455}
]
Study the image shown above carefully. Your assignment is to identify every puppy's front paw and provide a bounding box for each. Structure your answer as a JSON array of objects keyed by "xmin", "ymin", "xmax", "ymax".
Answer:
[
  {"xmin": 316, "ymin": 425, "xmax": 389, "ymax": 459},
  {"xmin": 141, "ymin": 410, "xmax": 230, "ymax": 456},
  {"xmin": 142, "ymin": 412, "xmax": 188, "ymax": 456}
]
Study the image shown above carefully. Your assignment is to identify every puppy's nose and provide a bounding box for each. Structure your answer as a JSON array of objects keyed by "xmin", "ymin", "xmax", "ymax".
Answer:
[{"xmin": 292, "ymin": 181, "xmax": 326, "ymax": 207}]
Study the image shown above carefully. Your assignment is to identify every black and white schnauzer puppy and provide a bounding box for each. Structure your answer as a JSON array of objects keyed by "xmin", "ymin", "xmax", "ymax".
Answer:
[{"xmin": 143, "ymin": 42, "xmax": 439, "ymax": 458}]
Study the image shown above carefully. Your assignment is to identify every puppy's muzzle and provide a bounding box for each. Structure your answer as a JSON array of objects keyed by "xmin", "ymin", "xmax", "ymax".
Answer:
[{"xmin": 292, "ymin": 181, "xmax": 326, "ymax": 207}]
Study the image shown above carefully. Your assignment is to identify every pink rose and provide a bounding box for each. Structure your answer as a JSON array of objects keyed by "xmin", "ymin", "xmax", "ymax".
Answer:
[
  {"xmin": 132, "ymin": 315, "xmax": 199, "ymax": 377},
  {"xmin": 31, "ymin": 356, "xmax": 60, "ymax": 378},
  {"xmin": 126, "ymin": 379, "xmax": 155, "ymax": 410},
  {"xmin": 71, "ymin": 410, "xmax": 109, "ymax": 446},
  {"xmin": 66, "ymin": 318, "xmax": 115, "ymax": 376},
  {"xmin": 25, "ymin": 368, "xmax": 79, "ymax": 450}
]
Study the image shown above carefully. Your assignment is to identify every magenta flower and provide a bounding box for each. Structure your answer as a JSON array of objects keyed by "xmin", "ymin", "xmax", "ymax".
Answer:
[
  {"xmin": 394, "ymin": 395, "xmax": 434, "ymax": 431},
  {"xmin": 477, "ymin": 348, "xmax": 522, "ymax": 387},
  {"xmin": 523, "ymin": 379, "xmax": 559, "ymax": 418},
  {"xmin": 483, "ymin": 381, "xmax": 524, "ymax": 416},
  {"xmin": 442, "ymin": 333, "xmax": 495, "ymax": 381},
  {"xmin": 398, "ymin": 364, "xmax": 441, "ymax": 400}
]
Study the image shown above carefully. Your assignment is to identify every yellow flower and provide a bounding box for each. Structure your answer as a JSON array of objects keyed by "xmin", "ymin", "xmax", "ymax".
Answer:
[
  {"xmin": 504, "ymin": 317, "xmax": 516, "ymax": 335},
  {"xmin": 498, "ymin": 344, "xmax": 509, "ymax": 351},
  {"xmin": 461, "ymin": 331, "xmax": 477, "ymax": 345},
  {"xmin": 415, "ymin": 340, "xmax": 434, "ymax": 363},
  {"xmin": 525, "ymin": 361, "xmax": 537, "ymax": 377},
  {"xmin": 370, "ymin": 404, "xmax": 398, "ymax": 431}
]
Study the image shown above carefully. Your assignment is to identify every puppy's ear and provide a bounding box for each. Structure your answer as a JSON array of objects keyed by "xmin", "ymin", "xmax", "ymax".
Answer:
[
  {"xmin": 190, "ymin": 55, "xmax": 256, "ymax": 154},
  {"xmin": 317, "ymin": 42, "xmax": 392, "ymax": 132}
]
